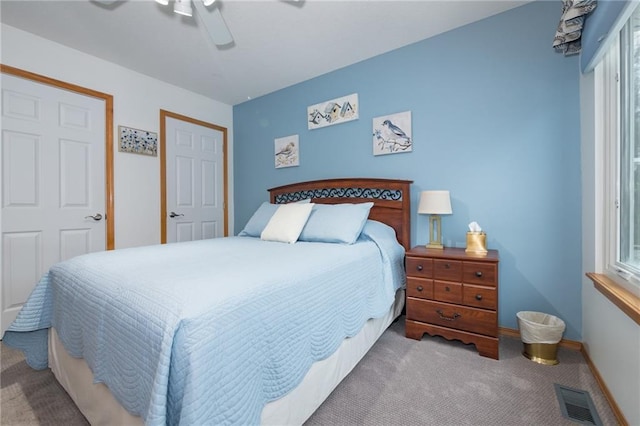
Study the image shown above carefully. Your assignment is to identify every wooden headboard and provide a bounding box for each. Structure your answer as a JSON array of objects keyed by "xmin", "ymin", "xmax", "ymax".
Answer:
[{"xmin": 268, "ymin": 178, "xmax": 413, "ymax": 251}]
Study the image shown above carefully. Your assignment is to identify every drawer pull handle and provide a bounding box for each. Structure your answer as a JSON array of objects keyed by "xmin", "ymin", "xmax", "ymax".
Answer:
[
  {"xmin": 417, "ymin": 286, "xmax": 423, "ymax": 292},
  {"xmin": 475, "ymin": 294, "xmax": 483, "ymax": 301},
  {"xmin": 436, "ymin": 309, "xmax": 460, "ymax": 321},
  {"xmin": 416, "ymin": 265, "xmax": 423, "ymax": 271},
  {"xmin": 444, "ymin": 263, "xmax": 451, "ymax": 269},
  {"xmin": 475, "ymin": 271, "xmax": 483, "ymax": 278},
  {"xmin": 445, "ymin": 286, "xmax": 450, "ymax": 292}
]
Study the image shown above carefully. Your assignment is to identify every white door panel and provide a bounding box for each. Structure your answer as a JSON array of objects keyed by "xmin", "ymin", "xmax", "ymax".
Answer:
[
  {"xmin": 166, "ymin": 117, "xmax": 224, "ymax": 243},
  {"xmin": 1, "ymin": 73, "xmax": 106, "ymax": 334}
]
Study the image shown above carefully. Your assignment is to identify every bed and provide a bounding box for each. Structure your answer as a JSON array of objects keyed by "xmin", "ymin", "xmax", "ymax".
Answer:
[{"xmin": 3, "ymin": 177, "xmax": 412, "ymax": 425}]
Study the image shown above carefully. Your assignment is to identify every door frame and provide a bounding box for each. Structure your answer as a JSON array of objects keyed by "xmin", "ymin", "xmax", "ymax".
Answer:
[
  {"xmin": 0, "ymin": 64, "xmax": 115, "ymax": 250},
  {"xmin": 159, "ymin": 109, "xmax": 228, "ymax": 243}
]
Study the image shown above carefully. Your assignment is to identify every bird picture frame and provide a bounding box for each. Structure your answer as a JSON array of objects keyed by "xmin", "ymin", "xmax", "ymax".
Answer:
[
  {"xmin": 372, "ymin": 110, "xmax": 413, "ymax": 156},
  {"xmin": 274, "ymin": 134, "xmax": 300, "ymax": 168},
  {"xmin": 307, "ymin": 93, "xmax": 359, "ymax": 130}
]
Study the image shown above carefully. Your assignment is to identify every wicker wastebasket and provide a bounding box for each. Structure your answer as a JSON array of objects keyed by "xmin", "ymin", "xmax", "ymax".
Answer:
[{"xmin": 516, "ymin": 311, "xmax": 566, "ymax": 365}]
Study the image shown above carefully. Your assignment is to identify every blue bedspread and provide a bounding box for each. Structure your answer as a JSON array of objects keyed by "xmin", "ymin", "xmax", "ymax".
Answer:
[{"xmin": 3, "ymin": 220, "xmax": 405, "ymax": 425}]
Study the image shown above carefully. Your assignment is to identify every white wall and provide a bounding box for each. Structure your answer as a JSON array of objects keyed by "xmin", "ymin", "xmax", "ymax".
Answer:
[
  {"xmin": 1, "ymin": 24, "xmax": 234, "ymax": 249},
  {"xmin": 580, "ymin": 70, "xmax": 640, "ymax": 426}
]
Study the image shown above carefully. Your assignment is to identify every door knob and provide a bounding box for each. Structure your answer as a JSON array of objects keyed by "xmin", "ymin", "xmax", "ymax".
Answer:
[
  {"xmin": 169, "ymin": 212, "xmax": 184, "ymax": 218},
  {"xmin": 84, "ymin": 213, "xmax": 102, "ymax": 221}
]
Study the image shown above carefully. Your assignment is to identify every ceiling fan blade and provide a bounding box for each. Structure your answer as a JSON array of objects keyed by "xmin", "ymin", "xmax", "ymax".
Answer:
[{"xmin": 192, "ymin": 1, "xmax": 234, "ymax": 47}]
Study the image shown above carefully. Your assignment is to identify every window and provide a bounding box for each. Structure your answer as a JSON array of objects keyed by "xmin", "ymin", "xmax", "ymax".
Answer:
[
  {"xmin": 601, "ymin": 6, "xmax": 640, "ymax": 294},
  {"xmin": 619, "ymin": 10, "xmax": 640, "ymax": 276}
]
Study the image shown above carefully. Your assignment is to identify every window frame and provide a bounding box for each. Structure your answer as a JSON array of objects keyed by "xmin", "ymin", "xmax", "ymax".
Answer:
[{"xmin": 598, "ymin": 16, "xmax": 640, "ymax": 297}]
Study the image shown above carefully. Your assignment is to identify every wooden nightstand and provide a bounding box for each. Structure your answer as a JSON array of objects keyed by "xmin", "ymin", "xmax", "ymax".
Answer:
[{"xmin": 405, "ymin": 246, "xmax": 500, "ymax": 359}]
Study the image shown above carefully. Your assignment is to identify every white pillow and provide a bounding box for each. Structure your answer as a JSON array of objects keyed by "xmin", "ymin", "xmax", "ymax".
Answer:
[
  {"xmin": 238, "ymin": 199, "xmax": 311, "ymax": 237},
  {"xmin": 261, "ymin": 202, "xmax": 314, "ymax": 243}
]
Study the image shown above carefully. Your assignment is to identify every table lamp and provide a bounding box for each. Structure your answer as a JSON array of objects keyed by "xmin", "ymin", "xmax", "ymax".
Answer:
[{"xmin": 418, "ymin": 190, "xmax": 452, "ymax": 249}]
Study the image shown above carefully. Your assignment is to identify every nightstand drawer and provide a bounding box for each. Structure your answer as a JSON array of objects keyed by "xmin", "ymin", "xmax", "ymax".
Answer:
[
  {"xmin": 406, "ymin": 298, "xmax": 497, "ymax": 337},
  {"xmin": 463, "ymin": 261, "xmax": 497, "ymax": 286},
  {"xmin": 433, "ymin": 280, "xmax": 462, "ymax": 304},
  {"xmin": 406, "ymin": 257, "xmax": 433, "ymax": 278},
  {"xmin": 406, "ymin": 277, "xmax": 433, "ymax": 299},
  {"xmin": 463, "ymin": 284, "xmax": 497, "ymax": 310},
  {"xmin": 433, "ymin": 259, "xmax": 462, "ymax": 281}
]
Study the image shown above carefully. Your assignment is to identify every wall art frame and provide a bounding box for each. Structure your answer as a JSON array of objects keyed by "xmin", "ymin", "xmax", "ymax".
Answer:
[
  {"xmin": 274, "ymin": 134, "xmax": 300, "ymax": 169},
  {"xmin": 372, "ymin": 110, "xmax": 413, "ymax": 156},
  {"xmin": 118, "ymin": 125, "xmax": 158, "ymax": 157},
  {"xmin": 307, "ymin": 93, "xmax": 358, "ymax": 130}
]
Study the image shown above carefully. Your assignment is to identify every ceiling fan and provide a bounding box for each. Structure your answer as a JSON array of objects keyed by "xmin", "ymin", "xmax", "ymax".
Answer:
[{"xmin": 93, "ymin": 0, "xmax": 234, "ymax": 46}]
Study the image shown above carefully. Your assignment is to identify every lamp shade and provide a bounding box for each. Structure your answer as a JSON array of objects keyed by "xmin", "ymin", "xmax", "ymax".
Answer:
[{"xmin": 418, "ymin": 191, "xmax": 452, "ymax": 215}]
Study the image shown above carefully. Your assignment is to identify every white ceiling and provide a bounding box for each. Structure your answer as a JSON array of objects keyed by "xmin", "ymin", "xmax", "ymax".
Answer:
[{"xmin": 0, "ymin": 0, "xmax": 530, "ymax": 106}]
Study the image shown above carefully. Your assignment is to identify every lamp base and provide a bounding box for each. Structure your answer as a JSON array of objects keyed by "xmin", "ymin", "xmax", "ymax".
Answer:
[
  {"xmin": 425, "ymin": 242, "xmax": 444, "ymax": 250},
  {"xmin": 426, "ymin": 215, "xmax": 445, "ymax": 250}
]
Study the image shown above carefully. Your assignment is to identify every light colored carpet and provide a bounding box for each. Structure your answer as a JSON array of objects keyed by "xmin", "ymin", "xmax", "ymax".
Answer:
[
  {"xmin": 1, "ymin": 317, "xmax": 618, "ymax": 425},
  {"xmin": 306, "ymin": 318, "xmax": 617, "ymax": 425},
  {"xmin": 1, "ymin": 339, "xmax": 88, "ymax": 425}
]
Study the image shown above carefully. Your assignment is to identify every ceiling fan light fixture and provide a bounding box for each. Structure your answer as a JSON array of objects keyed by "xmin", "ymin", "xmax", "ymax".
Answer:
[
  {"xmin": 173, "ymin": 0, "xmax": 193, "ymax": 17},
  {"xmin": 202, "ymin": 0, "xmax": 216, "ymax": 6},
  {"xmin": 154, "ymin": 0, "xmax": 169, "ymax": 5}
]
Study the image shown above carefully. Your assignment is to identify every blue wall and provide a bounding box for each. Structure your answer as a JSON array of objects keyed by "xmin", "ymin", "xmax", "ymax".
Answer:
[{"xmin": 233, "ymin": 1, "xmax": 583, "ymax": 339}]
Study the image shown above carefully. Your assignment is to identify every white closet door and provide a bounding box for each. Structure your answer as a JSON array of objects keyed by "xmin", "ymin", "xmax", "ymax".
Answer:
[
  {"xmin": 1, "ymin": 73, "xmax": 106, "ymax": 334},
  {"xmin": 165, "ymin": 117, "xmax": 224, "ymax": 243}
]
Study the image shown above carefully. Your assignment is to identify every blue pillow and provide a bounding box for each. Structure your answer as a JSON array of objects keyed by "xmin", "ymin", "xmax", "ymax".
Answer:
[
  {"xmin": 238, "ymin": 202, "xmax": 278, "ymax": 237},
  {"xmin": 238, "ymin": 199, "xmax": 311, "ymax": 237},
  {"xmin": 298, "ymin": 202, "xmax": 374, "ymax": 244}
]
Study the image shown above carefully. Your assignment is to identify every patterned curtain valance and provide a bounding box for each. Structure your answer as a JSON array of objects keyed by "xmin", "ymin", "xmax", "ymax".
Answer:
[{"xmin": 553, "ymin": 0, "xmax": 598, "ymax": 56}]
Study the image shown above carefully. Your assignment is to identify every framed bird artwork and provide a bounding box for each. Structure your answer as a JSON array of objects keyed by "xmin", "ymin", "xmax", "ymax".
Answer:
[
  {"xmin": 307, "ymin": 93, "xmax": 359, "ymax": 130},
  {"xmin": 372, "ymin": 111, "xmax": 413, "ymax": 156},
  {"xmin": 274, "ymin": 134, "xmax": 300, "ymax": 168}
]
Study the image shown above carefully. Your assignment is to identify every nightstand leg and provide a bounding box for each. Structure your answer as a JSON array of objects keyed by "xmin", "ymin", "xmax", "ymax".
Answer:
[{"xmin": 405, "ymin": 319, "xmax": 426, "ymax": 340}]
